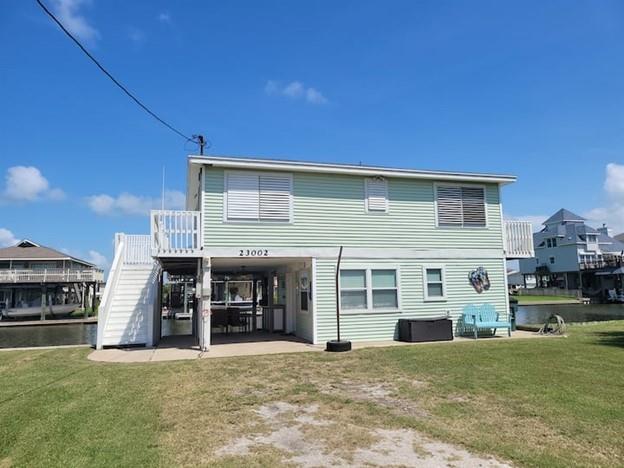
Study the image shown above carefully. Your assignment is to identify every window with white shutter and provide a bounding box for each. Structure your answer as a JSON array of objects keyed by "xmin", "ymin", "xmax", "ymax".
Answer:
[
  {"xmin": 225, "ymin": 172, "xmax": 292, "ymax": 222},
  {"xmin": 436, "ymin": 185, "xmax": 486, "ymax": 227},
  {"xmin": 365, "ymin": 177, "xmax": 388, "ymax": 212},
  {"xmin": 259, "ymin": 175, "xmax": 291, "ymax": 221},
  {"xmin": 226, "ymin": 173, "xmax": 260, "ymax": 220}
]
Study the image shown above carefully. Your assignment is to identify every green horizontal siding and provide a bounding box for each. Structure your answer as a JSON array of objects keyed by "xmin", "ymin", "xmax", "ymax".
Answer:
[
  {"xmin": 203, "ymin": 168, "xmax": 504, "ymax": 250},
  {"xmin": 315, "ymin": 257, "xmax": 508, "ymax": 342}
]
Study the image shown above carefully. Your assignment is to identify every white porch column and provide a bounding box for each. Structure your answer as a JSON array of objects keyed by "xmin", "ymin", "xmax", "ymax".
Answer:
[{"xmin": 199, "ymin": 256, "xmax": 211, "ymax": 352}]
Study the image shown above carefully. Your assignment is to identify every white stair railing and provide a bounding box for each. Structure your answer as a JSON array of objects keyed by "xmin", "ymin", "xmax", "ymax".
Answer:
[
  {"xmin": 123, "ymin": 234, "xmax": 152, "ymax": 265},
  {"xmin": 96, "ymin": 239, "xmax": 126, "ymax": 350}
]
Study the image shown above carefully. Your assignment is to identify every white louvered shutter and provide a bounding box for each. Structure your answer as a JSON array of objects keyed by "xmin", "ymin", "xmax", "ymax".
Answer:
[
  {"xmin": 366, "ymin": 178, "xmax": 388, "ymax": 212},
  {"xmin": 461, "ymin": 187, "xmax": 486, "ymax": 227},
  {"xmin": 259, "ymin": 175, "xmax": 291, "ymax": 221},
  {"xmin": 436, "ymin": 185, "xmax": 463, "ymax": 226},
  {"xmin": 226, "ymin": 173, "xmax": 260, "ymax": 220}
]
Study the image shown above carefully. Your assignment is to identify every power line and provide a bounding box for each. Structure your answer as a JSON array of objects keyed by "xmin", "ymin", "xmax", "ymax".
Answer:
[{"xmin": 35, "ymin": 0, "xmax": 206, "ymax": 149}]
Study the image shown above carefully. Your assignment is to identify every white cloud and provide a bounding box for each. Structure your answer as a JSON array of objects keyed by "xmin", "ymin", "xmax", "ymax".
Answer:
[
  {"xmin": 158, "ymin": 12, "xmax": 171, "ymax": 23},
  {"xmin": 0, "ymin": 228, "xmax": 18, "ymax": 248},
  {"xmin": 86, "ymin": 250, "xmax": 109, "ymax": 269},
  {"xmin": 127, "ymin": 26, "xmax": 145, "ymax": 45},
  {"xmin": 584, "ymin": 163, "xmax": 624, "ymax": 234},
  {"xmin": 52, "ymin": 0, "xmax": 100, "ymax": 43},
  {"xmin": 264, "ymin": 80, "xmax": 328, "ymax": 104},
  {"xmin": 604, "ymin": 162, "xmax": 624, "ymax": 197},
  {"xmin": 86, "ymin": 194, "xmax": 115, "ymax": 214},
  {"xmin": 61, "ymin": 247, "xmax": 109, "ymax": 270},
  {"xmin": 3, "ymin": 166, "xmax": 65, "ymax": 202},
  {"xmin": 86, "ymin": 190, "xmax": 185, "ymax": 216},
  {"xmin": 306, "ymin": 87, "xmax": 328, "ymax": 104},
  {"xmin": 283, "ymin": 81, "xmax": 305, "ymax": 98}
]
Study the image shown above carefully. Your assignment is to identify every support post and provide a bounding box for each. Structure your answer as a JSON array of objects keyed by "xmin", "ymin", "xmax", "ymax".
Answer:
[
  {"xmin": 199, "ymin": 257, "xmax": 211, "ymax": 352},
  {"xmin": 40, "ymin": 286, "xmax": 46, "ymax": 321},
  {"xmin": 91, "ymin": 282, "xmax": 97, "ymax": 317},
  {"xmin": 183, "ymin": 282, "xmax": 189, "ymax": 316}
]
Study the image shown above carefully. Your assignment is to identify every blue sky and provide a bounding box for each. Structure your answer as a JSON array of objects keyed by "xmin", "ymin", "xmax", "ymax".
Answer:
[{"xmin": 1, "ymin": 0, "xmax": 624, "ymax": 269}]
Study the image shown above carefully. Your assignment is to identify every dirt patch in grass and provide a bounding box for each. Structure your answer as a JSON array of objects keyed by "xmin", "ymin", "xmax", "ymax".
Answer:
[
  {"xmin": 216, "ymin": 400, "xmax": 510, "ymax": 467},
  {"xmin": 317, "ymin": 379, "xmax": 429, "ymax": 419}
]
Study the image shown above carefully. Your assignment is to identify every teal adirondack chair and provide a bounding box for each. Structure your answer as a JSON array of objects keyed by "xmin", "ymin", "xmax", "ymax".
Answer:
[{"xmin": 462, "ymin": 304, "xmax": 511, "ymax": 339}]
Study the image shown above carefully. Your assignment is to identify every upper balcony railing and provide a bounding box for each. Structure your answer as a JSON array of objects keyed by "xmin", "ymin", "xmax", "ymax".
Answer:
[
  {"xmin": 150, "ymin": 210, "xmax": 202, "ymax": 257},
  {"xmin": 579, "ymin": 257, "xmax": 623, "ymax": 271},
  {"xmin": 0, "ymin": 268, "xmax": 104, "ymax": 283},
  {"xmin": 504, "ymin": 220, "xmax": 534, "ymax": 259}
]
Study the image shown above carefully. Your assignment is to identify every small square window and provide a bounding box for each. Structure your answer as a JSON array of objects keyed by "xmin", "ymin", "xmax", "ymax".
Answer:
[
  {"xmin": 549, "ymin": 257, "xmax": 555, "ymax": 264},
  {"xmin": 423, "ymin": 266, "xmax": 446, "ymax": 301}
]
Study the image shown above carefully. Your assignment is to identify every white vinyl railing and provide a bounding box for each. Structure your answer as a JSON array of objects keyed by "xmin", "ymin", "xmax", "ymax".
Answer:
[
  {"xmin": 0, "ymin": 268, "xmax": 104, "ymax": 283},
  {"xmin": 122, "ymin": 234, "xmax": 152, "ymax": 264},
  {"xmin": 150, "ymin": 210, "xmax": 202, "ymax": 256},
  {"xmin": 504, "ymin": 220, "xmax": 534, "ymax": 258},
  {"xmin": 96, "ymin": 239, "xmax": 125, "ymax": 350}
]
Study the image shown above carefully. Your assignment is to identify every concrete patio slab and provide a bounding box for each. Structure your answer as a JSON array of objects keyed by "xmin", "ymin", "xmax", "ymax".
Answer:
[{"xmin": 88, "ymin": 330, "xmax": 552, "ymax": 363}]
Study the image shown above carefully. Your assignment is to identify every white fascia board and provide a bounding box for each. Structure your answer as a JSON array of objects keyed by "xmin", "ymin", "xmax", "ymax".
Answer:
[{"xmin": 188, "ymin": 155, "xmax": 517, "ymax": 185}]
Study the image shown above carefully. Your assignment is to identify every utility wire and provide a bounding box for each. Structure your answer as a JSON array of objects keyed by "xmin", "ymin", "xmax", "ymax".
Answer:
[{"xmin": 35, "ymin": 0, "xmax": 201, "ymax": 146}]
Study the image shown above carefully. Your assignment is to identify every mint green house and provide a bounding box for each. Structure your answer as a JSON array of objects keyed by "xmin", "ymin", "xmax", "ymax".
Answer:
[{"xmin": 96, "ymin": 156, "xmax": 534, "ymax": 351}]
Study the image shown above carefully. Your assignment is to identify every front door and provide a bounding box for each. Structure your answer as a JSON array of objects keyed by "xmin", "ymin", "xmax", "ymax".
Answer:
[{"xmin": 295, "ymin": 269, "xmax": 313, "ymax": 341}]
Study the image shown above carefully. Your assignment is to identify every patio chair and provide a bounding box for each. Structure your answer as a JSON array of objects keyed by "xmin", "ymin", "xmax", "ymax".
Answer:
[
  {"xmin": 462, "ymin": 304, "xmax": 511, "ymax": 339},
  {"xmin": 227, "ymin": 308, "xmax": 249, "ymax": 333},
  {"xmin": 211, "ymin": 309, "xmax": 228, "ymax": 333}
]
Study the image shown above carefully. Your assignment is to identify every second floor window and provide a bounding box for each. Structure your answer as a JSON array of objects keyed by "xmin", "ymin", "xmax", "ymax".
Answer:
[
  {"xmin": 436, "ymin": 185, "xmax": 486, "ymax": 228},
  {"xmin": 225, "ymin": 172, "xmax": 292, "ymax": 222}
]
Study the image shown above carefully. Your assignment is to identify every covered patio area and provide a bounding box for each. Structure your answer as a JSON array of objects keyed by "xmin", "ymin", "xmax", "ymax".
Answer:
[{"xmin": 89, "ymin": 331, "xmax": 319, "ymax": 362}]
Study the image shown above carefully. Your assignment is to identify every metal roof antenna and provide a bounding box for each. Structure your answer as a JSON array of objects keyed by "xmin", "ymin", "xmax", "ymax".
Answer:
[
  {"xmin": 193, "ymin": 134, "xmax": 206, "ymax": 155},
  {"xmin": 161, "ymin": 166, "xmax": 165, "ymax": 211}
]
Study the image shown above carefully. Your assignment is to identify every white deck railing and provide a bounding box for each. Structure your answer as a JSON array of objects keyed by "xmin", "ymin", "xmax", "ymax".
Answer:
[
  {"xmin": 150, "ymin": 210, "xmax": 202, "ymax": 257},
  {"xmin": 0, "ymin": 268, "xmax": 104, "ymax": 283},
  {"xmin": 504, "ymin": 220, "xmax": 534, "ymax": 258}
]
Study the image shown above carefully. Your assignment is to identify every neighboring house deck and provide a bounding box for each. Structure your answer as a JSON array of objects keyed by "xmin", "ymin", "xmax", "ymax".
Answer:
[
  {"xmin": 97, "ymin": 155, "xmax": 534, "ymax": 350},
  {"xmin": 0, "ymin": 240, "xmax": 104, "ymax": 320}
]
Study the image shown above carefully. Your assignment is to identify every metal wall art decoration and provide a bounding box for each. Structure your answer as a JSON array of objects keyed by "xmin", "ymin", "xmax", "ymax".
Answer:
[{"xmin": 469, "ymin": 266, "xmax": 490, "ymax": 293}]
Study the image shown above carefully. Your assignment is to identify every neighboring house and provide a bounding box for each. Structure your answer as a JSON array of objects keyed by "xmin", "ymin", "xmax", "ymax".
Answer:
[
  {"xmin": 507, "ymin": 269, "xmax": 535, "ymax": 290},
  {"xmin": 96, "ymin": 155, "xmax": 534, "ymax": 350},
  {"xmin": 519, "ymin": 209, "xmax": 624, "ymax": 295},
  {"xmin": 0, "ymin": 240, "xmax": 104, "ymax": 319}
]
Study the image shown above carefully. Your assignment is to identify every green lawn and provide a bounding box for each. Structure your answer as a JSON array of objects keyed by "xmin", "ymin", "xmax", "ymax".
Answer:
[
  {"xmin": 1, "ymin": 323, "xmax": 623, "ymax": 467},
  {"xmin": 515, "ymin": 294, "xmax": 578, "ymax": 304}
]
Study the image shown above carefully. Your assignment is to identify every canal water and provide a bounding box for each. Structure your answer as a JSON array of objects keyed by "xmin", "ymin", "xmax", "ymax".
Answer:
[
  {"xmin": 0, "ymin": 318, "xmax": 192, "ymax": 349},
  {"xmin": 516, "ymin": 303, "xmax": 624, "ymax": 326}
]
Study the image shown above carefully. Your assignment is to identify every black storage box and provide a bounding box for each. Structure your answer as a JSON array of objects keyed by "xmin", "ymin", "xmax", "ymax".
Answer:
[{"xmin": 398, "ymin": 317, "xmax": 453, "ymax": 342}]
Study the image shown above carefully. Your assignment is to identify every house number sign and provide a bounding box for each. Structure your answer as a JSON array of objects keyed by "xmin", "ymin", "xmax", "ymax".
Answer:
[{"xmin": 239, "ymin": 249, "xmax": 269, "ymax": 257}]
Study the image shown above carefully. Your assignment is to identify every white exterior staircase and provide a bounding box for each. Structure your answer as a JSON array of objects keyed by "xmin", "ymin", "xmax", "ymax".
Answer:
[{"xmin": 96, "ymin": 234, "xmax": 160, "ymax": 349}]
